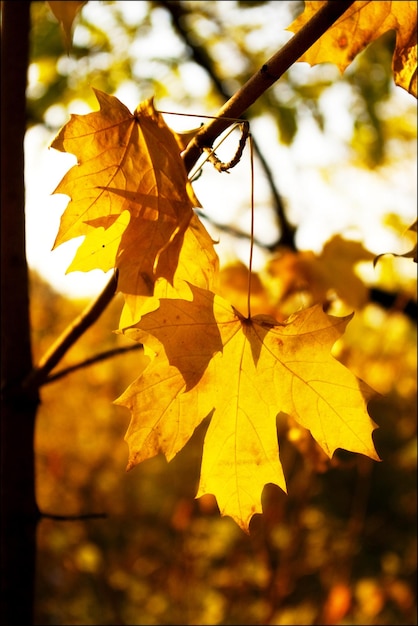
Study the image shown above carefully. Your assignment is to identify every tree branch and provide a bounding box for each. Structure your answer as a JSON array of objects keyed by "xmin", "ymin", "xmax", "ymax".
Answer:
[
  {"xmin": 1, "ymin": 4, "xmax": 38, "ymax": 624},
  {"xmin": 23, "ymin": 271, "xmax": 119, "ymax": 392},
  {"xmin": 24, "ymin": 1, "xmax": 355, "ymax": 396},
  {"xmin": 196, "ymin": 209, "xmax": 274, "ymax": 250},
  {"xmin": 182, "ymin": 0, "xmax": 356, "ymax": 172},
  {"xmin": 42, "ymin": 344, "xmax": 142, "ymax": 386},
  {"xmin": 156, "ymin": 0, "xmax": 296, "ymax": 248}
]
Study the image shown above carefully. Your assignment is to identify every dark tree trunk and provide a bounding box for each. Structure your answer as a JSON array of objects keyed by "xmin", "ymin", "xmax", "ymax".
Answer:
[{"xmin": 1, "ymin": 3, "xmax": 40, "ymax": 624}]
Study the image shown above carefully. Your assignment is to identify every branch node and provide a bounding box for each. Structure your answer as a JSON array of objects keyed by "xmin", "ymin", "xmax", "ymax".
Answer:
[{"xmin": 260, "ymin": 63, "xmax": 277, "ymax": 81}]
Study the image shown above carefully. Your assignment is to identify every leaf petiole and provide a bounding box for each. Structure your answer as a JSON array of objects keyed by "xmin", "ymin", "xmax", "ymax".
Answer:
[{"xmin": 247, "ymin": 132, "xmax": 255, "ymax": 320}]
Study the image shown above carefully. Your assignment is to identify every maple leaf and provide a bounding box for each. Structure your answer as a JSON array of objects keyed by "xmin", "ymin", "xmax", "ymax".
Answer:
[
  {"xmin": 118, "ymin": 211, "xmax": 219, "ymax": 328},
  {"xmin": 46, "ymin": 1, "xmax": 87, "ymax": 50},
  {"xmin": 374, "ymin": 219, "xmax": 418, "ymax": 266},
  {"xmin": 116, "ymin": 286, "xmax": 380, "ymax": 532},
  {"xmin": 50, "ymin": 89, "xmax": 202, "ymax": 297},
  {"xmin": 287, "ymin": 1, "xmax": 417, "ymax": 97}
]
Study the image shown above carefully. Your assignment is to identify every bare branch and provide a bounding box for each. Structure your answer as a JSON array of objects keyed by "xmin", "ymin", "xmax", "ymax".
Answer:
[
  {"xmin": 156, "ymin": 0, "xmax": 296, "ymax": 247},
  {"xmin": 23, "ymin": 271, "xmax": 119, "ymax": 392},
  {"xmin": 182, "ymin": 1, "xmax": 356, "ymax": 172},
  {"xmin": 195, "ymin": 209, "xmax": 274, "ymax": 251},
  {"xmin": 43, "ymin": 344, "xmax": 142, "ymax": 386},
  {"xmin": 23, "ymin": 1, "xmax": 356, "ymax": 395}
]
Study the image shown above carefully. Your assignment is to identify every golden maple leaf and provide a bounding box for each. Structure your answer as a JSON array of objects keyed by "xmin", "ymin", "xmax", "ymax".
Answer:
[
  {"xmin": 50, "ymin": 89, "xmax": 203, "ymax": 298},
  {"xmin": 116, "ymin": 285, "xmax": 380, "ymax": 532},
  {"xmin": 119, "ymin": 212, "xmax": 220, "ymax": 328},
  {"xmin": 46, "ymin": 1, "xmax": 87, "ymax": 49},
  {"xmin": 287, "ymin": 1, "xmax": 417, "ymax": 97},
  {"xmin": 374, "ymin": 219, "xmax": 418, "ymax": 266}
]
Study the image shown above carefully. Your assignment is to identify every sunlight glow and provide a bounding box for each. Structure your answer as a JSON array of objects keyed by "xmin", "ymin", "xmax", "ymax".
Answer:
[{"xmin": 24, "ymin": 1, "xmax": 417, "ymax": 298}]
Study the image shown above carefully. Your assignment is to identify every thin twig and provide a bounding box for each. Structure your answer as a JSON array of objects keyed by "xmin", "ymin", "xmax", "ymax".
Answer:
[
  {"xmin": 247, "ymin": 133, "xmax": 255, "ymax": 320},
  {"xmin": 195, "ymin": 209, "xmax": 272, "ymax": 250},
  {"xmin": 203, "ymin": 121, "xmax": 250, "ymax": 172},
  {"xmin": 23, "ymin": 1, "xmax": 356, "ymax": 396},
  {"xmin": 23, "ymin": 271, "xmax": 119, "ymax": 391},
  {"xmin": 155, "ymin": 0, "xmax": 295, "ymax": 247},
  {"xmin": 181, "ymin": 1, "xmax": 355, "ymax": 172},
  {"xmin": 43, "ymin": 344, "xmax": 142, "ymax": 385},
  {"xmin": 253, "ymin": 135, "xmax": 296, "ymax": 249}
]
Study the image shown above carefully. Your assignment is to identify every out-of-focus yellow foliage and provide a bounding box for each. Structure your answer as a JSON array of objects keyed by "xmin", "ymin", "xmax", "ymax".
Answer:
[
  {"xmin": 266, "ymin": 235, "xmax": 376, "ymax": 314},
  {"xmin": 26, "ymin": 0, "xmax": 417, "ymax": 620},
  {"xmin": 287, "ymin": 1, "xmax": 417, "ymax": 97},
  {"xmin": 218, "ymin": 262, "xmax": 276, "ymax": 318},
  {"xmin": 31, "ymin": 268, "xmax": 416, "ymax": 625}
]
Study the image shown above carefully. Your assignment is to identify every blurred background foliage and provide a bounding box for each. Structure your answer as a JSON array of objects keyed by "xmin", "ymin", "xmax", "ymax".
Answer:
[
  {"xmin": 32, "ymin": 260, "xmax": 416, "ymax": 625},
  {"xmin": 28, "ymin": 0, "xmax": 416, "ymax": 168},
  {"xmin": 27, "ymin": 1, "xmax": 416, "ymax": 624}
]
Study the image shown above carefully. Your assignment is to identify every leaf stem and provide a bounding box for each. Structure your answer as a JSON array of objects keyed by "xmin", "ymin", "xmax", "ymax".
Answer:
[
  {"xmin": 157, "ymin": 0, "xmax": 295, "ymax": 248},
  {"xmin": 182, "ymin": 0, "xmax": 356, "ymax": 173},
  {"xmin": 247, "ymin": 133, "xmax": 255, "ymax": 320}
]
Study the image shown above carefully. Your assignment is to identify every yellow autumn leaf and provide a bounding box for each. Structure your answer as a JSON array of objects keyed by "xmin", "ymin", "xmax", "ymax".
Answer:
[
  {"xmin": 66, "ymin": 210, "xmax": 131, "ymax": 273},
  {"xmin": 116, "ymin": 288, "xmax": 225, "ymax": 463},
  {"xmin": 267, "ymin": 235, "xmax": 376, "ymax": 310},
  {"xmin": 50, "ymin": 89, "xmax": 208, "ymax": 298},
  {"xmin": 287, "ymin": 1, "xmax": 417, "ymax": 97},
  {"xmin": 374, "ymin": 219, "xmax": 418, "ymax": 266},
  {"xmin": 174, "ymin": 125, "xmax": 204, "ymax": 152},
  {"xmin": 46, "ymin": 1, "xmax": 87, "ymax": 49},
  {"xmin": 119, "ymin": 211, "xmax": 219, "ymax": 328},
  {"xmin": 116, "ymin": 286, "xmax": 379, "ymax": 532}
]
